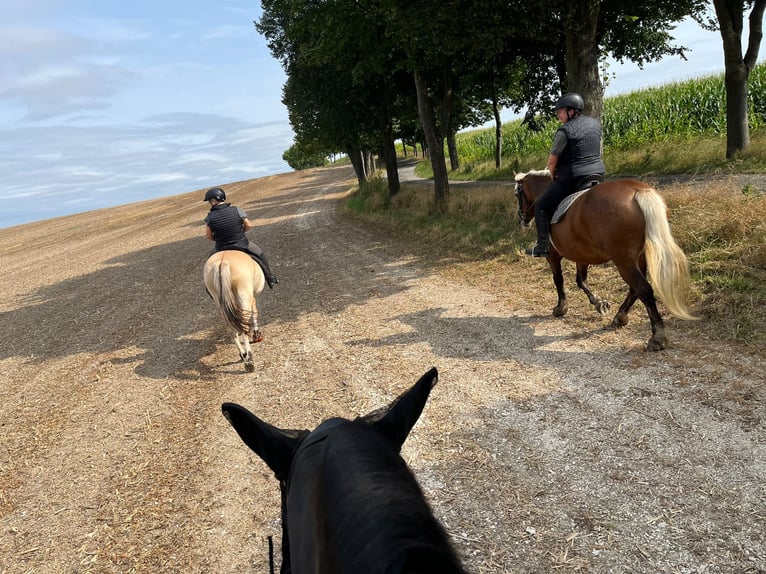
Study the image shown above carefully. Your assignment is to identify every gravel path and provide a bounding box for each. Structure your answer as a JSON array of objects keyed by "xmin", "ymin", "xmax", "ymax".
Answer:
[{"xmin": 0, "ymin": 165, "xmax": 763, "ymax": 573}]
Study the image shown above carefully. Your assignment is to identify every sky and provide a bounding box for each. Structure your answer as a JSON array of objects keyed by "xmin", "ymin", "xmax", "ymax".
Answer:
[{"xmin": 0, "ymin": 2, "xmax": 735, "ymax": 228}]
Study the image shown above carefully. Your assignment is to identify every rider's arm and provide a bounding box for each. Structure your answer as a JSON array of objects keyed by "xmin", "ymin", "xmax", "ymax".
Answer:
[
  {"xmin": 205, "ymin": 225, "xmax": 214, "ymax": 241},
  {"xmin": 548, "ymin": 130, "xmax": 567, "ymax": 180},
  {"xmin": 242, "ymin": 218, "xmax": 253, "ymax": 231},
  {"xmin": 546, "ymin": 154, "xmax": 559, "ymax": 179}
]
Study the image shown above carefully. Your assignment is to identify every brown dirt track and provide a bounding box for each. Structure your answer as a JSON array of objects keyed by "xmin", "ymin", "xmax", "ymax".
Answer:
[{"xmin": 1, "ymin": 165, "xmax": 764, "ymax": 573}]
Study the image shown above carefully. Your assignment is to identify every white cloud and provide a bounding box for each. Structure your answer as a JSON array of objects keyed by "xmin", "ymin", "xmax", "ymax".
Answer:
[
  {"xmin": 0, "ymin": 23, "xmax": 139, "ymax": 120},
  {"xmin": 203, "ymin": 24, "xmax": 250, "ymax": 40},
  {"xmin": 0, "ymin": 113, "xmax": 292, "ymax": 228},
  {"xmin": 0, "ymin": 2, "xmax": 295, "ymax": 228},
  {"xmin": 73, "ymin": 18, "xmax": 152, "ymax": 43}
]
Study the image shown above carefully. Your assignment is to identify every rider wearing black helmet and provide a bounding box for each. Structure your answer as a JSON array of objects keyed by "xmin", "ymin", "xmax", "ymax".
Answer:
[
  {"xmin": 203, "ymin": 187, "xmax": 279, "ymax": 288},
  {"xmin": 525, "ymin": 93, "xmax": 605, "ymax": 257}
]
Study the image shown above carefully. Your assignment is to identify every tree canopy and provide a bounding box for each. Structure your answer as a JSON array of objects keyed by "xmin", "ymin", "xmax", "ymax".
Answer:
[{"xmin": 254, "ymin": 0, "xmax": 757, "ymax": 202}]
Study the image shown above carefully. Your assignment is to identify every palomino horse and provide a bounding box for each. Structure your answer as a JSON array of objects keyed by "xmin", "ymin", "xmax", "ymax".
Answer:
[
  {"xmin": 222, "ymin": 368, "xmax": 468, "ymax": 574},
  {"xmin": 515, "ymin": 170, "xmax": 696, "ymax": 350},
  {"xmin": 203, "ymin": 250, "xmax": 265, "ymax": 372}
]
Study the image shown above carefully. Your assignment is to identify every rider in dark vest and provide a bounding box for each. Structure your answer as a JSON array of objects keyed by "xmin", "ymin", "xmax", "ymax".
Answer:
[
  {"xmin": 526, "ymin": 93, "xmax": 606, "ymax": 257},
  {"xmin": 203, "ymin": 187, "xmax": 279, "ymax": 288}
]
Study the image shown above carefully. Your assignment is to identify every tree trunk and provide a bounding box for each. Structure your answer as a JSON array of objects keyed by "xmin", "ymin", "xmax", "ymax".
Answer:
[
  {"xmin": 414, "ymin": 70, "xmax": 449, "ymax": 210},
  {"xmin": 563, "ymin": 0, "xmax": 604, "ymax": 120},
  {"xmin": 723, "ymin": 61, "xmax": 751, "ymax": 157},
  {"xmin": 364, "ymin": 151, "xmax": 375, "ymax": 178},
  {"xmin": 447, "ymin": 131, "xmax": 459, "ymax": 171},
  {"xmin": 713, "ymin": 0, "xmax": 766, "ymax": 156},
  {"xmin": 381, "ymin": 123, "xmax": 401, "ymax": 199},
  {"xmin": 493, "ymin": 94, "xmax": 502, "ymax": 169},
  {"xmin": 347, "ymin": 146, "xmax": 366, "ymax": 185}
]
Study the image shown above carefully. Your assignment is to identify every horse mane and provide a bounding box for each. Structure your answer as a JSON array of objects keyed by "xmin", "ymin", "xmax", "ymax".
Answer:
[
  {"xmin": 514, "ymin": 168, "xmax": 550, "ymax": 181},
  {"xmin": 315, "ymin": 421, "xmax": 467, "ymax": 573}
]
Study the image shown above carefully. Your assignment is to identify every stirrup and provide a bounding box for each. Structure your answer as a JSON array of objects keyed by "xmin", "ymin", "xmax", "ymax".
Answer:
[{"xmin": 525, "ymin": 244, "xmax": 549, "ymax": 257}]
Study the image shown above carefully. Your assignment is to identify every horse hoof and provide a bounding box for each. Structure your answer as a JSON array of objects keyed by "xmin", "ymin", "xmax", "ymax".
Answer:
[
  {"xmin": 646, "ymin": 337, "xmax": 666, "ymax": 351},
  {"xmin": 244, "ymin": 361, "xmax": 255, "ymax": 372},
  {"xmin": 552, "ymin": 305, "xmax": 567, "ymax": 317},
  {"xmin": 611, "ymin": 314, "xmax": 629, "ymax": 328},
  {"xmin": 250, "ymin": 331, "xmax": 263, "ymax": 343},
  {"xmin": 595, "ymin": 300, "xmax": 610, "ymax": 315}
]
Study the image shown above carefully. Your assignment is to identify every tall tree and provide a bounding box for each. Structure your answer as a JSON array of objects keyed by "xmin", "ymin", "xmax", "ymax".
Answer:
[
  {"xmin": 710, "ymin": 0, "xmax": 766, "ymax": 156},
  {"xmin": 380, "ymin": 0, "xmax": 533, "ymax": 207},
  {"xmin": 257, "ymin": 0, "xmax": 414, "ymax": 191},
  {"xmin": 456, "ymin": 3, "xmax": 560, "ymax": 169},
  {"xmin": 533, "ymin": 0, "xmax": 710, "ymax": 118}
]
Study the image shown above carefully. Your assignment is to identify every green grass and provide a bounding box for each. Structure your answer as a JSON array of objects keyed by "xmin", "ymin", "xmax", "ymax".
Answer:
[{"xmin": 438, "ymin": 62, "xmax": 766, "ymax": 179}]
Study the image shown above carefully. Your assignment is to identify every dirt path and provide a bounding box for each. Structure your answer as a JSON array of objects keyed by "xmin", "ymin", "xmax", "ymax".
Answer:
[{"xmin": 1, "ymin": 166, "xmax": 763, "ymax": 573}]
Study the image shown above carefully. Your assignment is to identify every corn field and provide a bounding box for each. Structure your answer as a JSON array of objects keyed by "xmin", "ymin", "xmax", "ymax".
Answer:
[{"xmin": 456, "ymin": 63, "xmax": 766, "ymax": 163}]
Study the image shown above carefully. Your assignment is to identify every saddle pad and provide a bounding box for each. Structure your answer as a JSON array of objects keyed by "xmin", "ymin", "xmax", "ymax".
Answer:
[{"xmin": 552, "ymin": 190, "xmax": 587, "ymax": 224}]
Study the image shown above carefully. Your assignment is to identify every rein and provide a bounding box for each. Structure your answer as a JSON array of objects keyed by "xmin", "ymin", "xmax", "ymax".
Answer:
[
  {"xmin": 268, "ymin": 536, "xmax": 275, "ymax": 574},
  {"xmin": 515, "ymin": 178, "xmax": 531, "ymax": 221}
]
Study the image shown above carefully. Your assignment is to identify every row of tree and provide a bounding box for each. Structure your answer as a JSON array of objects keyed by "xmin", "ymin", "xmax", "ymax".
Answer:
[{"xmin": 257, "ymin": 0, "xmax": 765, "ymax": 207}]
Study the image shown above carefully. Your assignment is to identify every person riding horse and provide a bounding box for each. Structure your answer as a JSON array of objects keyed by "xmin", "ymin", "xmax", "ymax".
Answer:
[
  {"xmin": 203, "ymin": 187, "xmax": 279, "ymax": 288},
  {"xmin": 526, "ymin": 93, "xmax": 606, "ymax": 257}
]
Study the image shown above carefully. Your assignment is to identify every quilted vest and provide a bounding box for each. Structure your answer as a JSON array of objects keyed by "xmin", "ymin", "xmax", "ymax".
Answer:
[
  {"xmin": 206, "ymin": 204, "xmax": 247, "ymax": 249},
  {"xmin": 556, "ymin": 115, "xmax": 605, "ymax": 181}
]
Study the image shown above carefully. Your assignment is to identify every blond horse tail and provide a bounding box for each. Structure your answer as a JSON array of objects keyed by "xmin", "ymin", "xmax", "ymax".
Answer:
[
  {"xmin": 635, "ymin": 189, "xmax": 697, "ymax": 321},
  {"xmin": 216, "ymin": 259, "xmax": 250, "ymax": 333}
]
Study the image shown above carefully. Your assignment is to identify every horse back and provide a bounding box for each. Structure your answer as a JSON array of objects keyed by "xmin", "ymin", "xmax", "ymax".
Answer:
[
  {"xmin": 287, "ymin": 422, "xmax": 466, "ymax": 574},
  {"xmin": 553, "ymin": 179, "xmax": 652, "ymax": 263},
  {"xmin": 586, "ymin": 179, "xmax": 652, "ymax": 203}
]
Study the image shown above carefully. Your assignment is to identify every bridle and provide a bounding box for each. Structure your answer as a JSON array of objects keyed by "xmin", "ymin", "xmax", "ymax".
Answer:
[{"xmin": 515, "ymin": 178, "xmax": 535, "ymax": 225}]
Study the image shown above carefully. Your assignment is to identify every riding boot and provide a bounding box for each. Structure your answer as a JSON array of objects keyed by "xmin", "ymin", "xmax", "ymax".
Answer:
[
  {"xmin": 258, "ymin": 253, "xmax": 279, "ymax": 289},
  {"xmin": 525, "ymin": 210, "xmax": 551, "ymax": 257}
]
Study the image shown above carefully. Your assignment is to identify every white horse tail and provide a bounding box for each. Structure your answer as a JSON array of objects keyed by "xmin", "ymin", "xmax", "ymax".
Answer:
[
  {"xmin": 216, "ymin": 259, "xmax": 249, "ymax": 333},
  {"xmin": 635, "ymin": 189, "xmax": 697, "ymax": 321}
]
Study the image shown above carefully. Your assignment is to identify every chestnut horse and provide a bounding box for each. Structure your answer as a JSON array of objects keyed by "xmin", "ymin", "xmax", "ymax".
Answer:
[
  {"xmin": 515, "ymin": 170, "xmax": 696, "ymax": 350},
  {"xmin": 203, "ymin": 250, "xmax": 265, "ymax": 371},
  {"xmin": 222, "ymin": 368, "xmax": 468, "ymax": 574}
]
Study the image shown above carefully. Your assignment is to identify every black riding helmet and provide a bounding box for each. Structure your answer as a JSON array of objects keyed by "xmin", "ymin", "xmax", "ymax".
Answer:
[
  {"xmin": 203, "ymin": 187, "xmax": 226, "ymax": 202},
  {"xmin": 555, "ymin": 93, "xmax": 584, "ymax": 112}
]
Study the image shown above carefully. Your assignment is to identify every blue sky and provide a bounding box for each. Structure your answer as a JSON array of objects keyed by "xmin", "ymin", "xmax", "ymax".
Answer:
[{"xmin": 0, "ymin": 3, "xmax": 731, "ymax": 228}]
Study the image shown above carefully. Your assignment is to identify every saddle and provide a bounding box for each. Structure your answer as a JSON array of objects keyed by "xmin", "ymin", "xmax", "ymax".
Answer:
[
  {"xmin": 218, "ymin": 246, "xmax": 270, "ymax": 279},
  {"xmin": 552, "ymin": 174, "xmax": 604, "ymax": 224}
]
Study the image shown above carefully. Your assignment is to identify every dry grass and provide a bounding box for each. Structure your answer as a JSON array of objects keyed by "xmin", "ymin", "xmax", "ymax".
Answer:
[{"xmin": 665, "ymin": 179, "xmax": 766, "ymax": 343}]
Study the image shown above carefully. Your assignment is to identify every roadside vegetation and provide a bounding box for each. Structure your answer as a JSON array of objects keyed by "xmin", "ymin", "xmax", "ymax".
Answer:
[{"xmin": 346, "ymin": 68, "xmax": 766, "ymax": 345}]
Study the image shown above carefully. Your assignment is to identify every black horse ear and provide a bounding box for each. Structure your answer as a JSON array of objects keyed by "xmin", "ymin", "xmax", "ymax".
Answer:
[
  {"xmin": 366, "ymin": 367, "xmax": 438, "ymax": 450},
  {"xmin": 222, "ymin": 403, "xmax": 306, "ymax": 480}
]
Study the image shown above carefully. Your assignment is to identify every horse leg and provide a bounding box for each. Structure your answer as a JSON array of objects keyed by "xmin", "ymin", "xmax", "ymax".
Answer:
[
  {"xmin": 234, "ymin": 333, "xmax": 255, "ymax": 372},
  {"xmin": 614, "ymin": 262, "xmax": 667, "ymax": 351},
  {"xmin": 548, "ymin": 252, "xmax": 568, "ymax": 317},
  {"xmin": 611, "ymin": 288, "xmax": 638, "ymax": 328},
  {"xmin": 247, "ymin": 297, "xmax": 263, "ymax": 343},
  {"xmin": 575, "ymin": 263, "xmax": 610, "ymax": 315}
]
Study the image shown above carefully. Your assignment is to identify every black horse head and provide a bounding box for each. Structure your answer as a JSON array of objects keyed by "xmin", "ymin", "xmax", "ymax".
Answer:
[{"xmin": 222, "ymin": 367, "xmax": 469, "ymax": 574}]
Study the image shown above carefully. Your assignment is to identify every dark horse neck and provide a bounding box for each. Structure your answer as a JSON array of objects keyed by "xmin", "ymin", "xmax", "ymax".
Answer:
[{"xmin": 287, "ymin": 422, "xmax": 467, "ymax": 574}]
